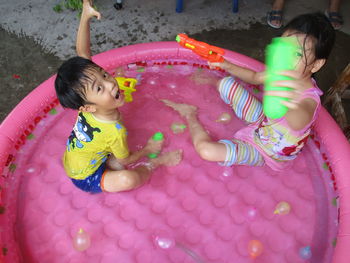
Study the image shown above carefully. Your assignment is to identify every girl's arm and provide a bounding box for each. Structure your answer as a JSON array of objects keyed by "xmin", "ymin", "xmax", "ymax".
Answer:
[
  {"xmin": 76, "ymin": 0, "xmax": 101, "ymax": 59},
  {"xmin": 284, "ymin": 99, "xmax": 317, "ymax": 130},
  {"xmin": 209, "ymin": 59, "xmax": 265, "ymax": 85},
  {"xmin": 267, "ymin": 70, "xmax": 317, "ymax": 130}
]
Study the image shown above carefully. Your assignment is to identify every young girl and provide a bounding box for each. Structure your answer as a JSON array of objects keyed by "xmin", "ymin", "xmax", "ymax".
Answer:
[{"xmin": 162, "ymin": 12, "xmax": 335, "ymax": 171}]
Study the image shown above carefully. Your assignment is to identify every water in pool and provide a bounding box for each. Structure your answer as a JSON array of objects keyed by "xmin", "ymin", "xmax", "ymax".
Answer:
[{"xmin": 8, "ymin": 60, "xmax": 338, "ymax": 263}]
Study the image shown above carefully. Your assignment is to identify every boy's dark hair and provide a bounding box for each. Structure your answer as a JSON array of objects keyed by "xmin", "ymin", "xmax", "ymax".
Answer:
[
  {"xmin": 284, "ymin": 12, "xmax": 335, "ymax": 60},
  {"xmin": 55, "ymin": 56, "xmax": 100, "ymax": 109}
]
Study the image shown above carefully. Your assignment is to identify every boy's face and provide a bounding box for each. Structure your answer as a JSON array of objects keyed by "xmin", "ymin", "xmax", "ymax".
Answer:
[{"xmin": 82, "ymin": 67, "xmax": 125, "ymax": 112}]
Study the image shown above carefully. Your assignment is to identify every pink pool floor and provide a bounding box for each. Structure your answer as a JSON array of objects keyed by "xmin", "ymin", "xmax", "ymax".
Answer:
[{"xmin": 10, "ymin": 61, "xmax": 338, "ymax": 262}]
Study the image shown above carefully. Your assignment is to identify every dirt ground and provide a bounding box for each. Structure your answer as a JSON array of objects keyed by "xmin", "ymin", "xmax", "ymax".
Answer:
[{"xmin": 1, "ymin": 23, "xmax": 349, "ymax": 123}]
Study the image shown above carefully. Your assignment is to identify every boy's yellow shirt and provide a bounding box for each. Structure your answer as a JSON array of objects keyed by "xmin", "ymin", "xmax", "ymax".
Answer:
[{"xmin": 63, "ymin": 111, "xmax": 129, "ymax": 180}]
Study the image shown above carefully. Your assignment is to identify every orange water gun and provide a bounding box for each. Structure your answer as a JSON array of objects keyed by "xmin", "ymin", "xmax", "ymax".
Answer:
[
  {"xmin": 115, "ymin": 77, "xmax": 137, "ymax": 102},
  {"xmin": 176, "ymin": 33, "xmax": 225, "ymax": 63}
]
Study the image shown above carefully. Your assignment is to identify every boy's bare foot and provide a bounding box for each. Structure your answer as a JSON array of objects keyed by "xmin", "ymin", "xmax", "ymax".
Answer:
[
  {"xmin": 151, "ymin": 149, "xmax": 183, "ymax": 168},
  {"xmin": 161, "ymin": 99, "xmax": 197, "ymax": 119}
]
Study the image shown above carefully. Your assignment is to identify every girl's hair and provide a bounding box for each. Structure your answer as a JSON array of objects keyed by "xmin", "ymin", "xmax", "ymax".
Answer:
[
  {"xmin": 283, "ymin": 12, "xmax": 335, "ymax": 60},
  {"xmin": 55, "ymin": 56, "xmax": 100, "ymax": 109}
]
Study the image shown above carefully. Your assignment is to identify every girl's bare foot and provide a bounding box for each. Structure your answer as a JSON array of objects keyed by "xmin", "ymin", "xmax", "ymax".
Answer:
[
  {"xmin": 151, "ymin": 149, "xmax": 183, "ymax": 168},
  {"xmin": 161, "ymin": 99, "xmax": 197, "ymax": 119}
]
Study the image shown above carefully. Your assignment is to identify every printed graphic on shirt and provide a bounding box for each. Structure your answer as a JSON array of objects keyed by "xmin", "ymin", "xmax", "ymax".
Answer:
[{"xmin": 67, "ymin": 112, "xmax": 101, "ymax": 151}]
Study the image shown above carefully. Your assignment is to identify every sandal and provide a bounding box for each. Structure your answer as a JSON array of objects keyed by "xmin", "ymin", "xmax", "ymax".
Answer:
[
  {"xmin": 325, "ymin": 10, "xmax": 343, "ymax": 30},
  {"xmin": 267, "ymin": 10, "xmax": 283, "ymax": 29}
]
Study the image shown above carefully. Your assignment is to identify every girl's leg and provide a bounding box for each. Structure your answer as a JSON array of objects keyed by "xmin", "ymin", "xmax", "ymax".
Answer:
[
  {"xmin": 161, "ymin": 99, "xmax": 227, "ymax": 162},
  {"xmin": 217, "ymin": 77, "xmax": 264, "ymax": 124},
  {"xmin": 161, "ymin": 99, "xmax": 264, "ymax": 167},
  {"xmin": 102, "ymin": 150, "xmax": 182, "ymax": 192},
  {"xmin": 326, "ymin": 0, "xmax": 343, "ymax": 30},
  {"xmin": 272, "ymin": 0, "xmax": 285, "ymax": 10},
  {"xmin": 219, "ymin": 139, "xmax": 264, "ymax": 166},
  {"xmin": 329, "ymin": 0, "xmax": 341, "ymax": 12}
]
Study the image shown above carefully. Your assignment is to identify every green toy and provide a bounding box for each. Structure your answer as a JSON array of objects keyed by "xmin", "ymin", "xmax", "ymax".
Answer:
[
  {"xmin": 264, "ymin": 37, "xmax": 299, "ymax": 119},
  {"xmin": 148, "ymin": 132, "xmax": 164, "ymax": 159}
]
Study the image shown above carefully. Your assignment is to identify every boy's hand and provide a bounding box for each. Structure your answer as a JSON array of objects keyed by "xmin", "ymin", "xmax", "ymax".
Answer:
[
  {"xmin": 265, "ymin": 70, "xmax": 312, "ymax": 110},
  {"xmin": 82, "ymin": 0, "xmax": 101, "ymax": 20},
  {"xmin": 144, "ymin": 137, "xmax": 164, "ymax": 155}
]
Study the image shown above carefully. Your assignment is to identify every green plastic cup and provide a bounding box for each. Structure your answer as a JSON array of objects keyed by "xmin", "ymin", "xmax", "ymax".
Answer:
[{"xmin": 264, "ymin": 37, "xmax": 299, "ymax": 119}]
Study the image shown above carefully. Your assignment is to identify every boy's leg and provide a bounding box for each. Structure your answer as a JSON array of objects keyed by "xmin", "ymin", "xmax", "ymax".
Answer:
[
  {"xmin": 102, "ymin": 150, "xmax": 182, "ymax": 192},
  {"xmin": 217, "ymin": 77, "xmax": 264, "ymax": 124}
]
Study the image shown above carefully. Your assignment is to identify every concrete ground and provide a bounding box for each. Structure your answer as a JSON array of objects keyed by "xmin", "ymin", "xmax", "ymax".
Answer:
[{"xmin": 0, "ymin": 0, "xmax": 349, "ymax": 123}]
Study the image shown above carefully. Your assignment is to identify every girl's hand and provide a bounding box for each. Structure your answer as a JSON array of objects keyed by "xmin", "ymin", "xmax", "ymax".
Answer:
[
  {"xmin": 208, "ymin": 59, "xmax": 231, "ymax": 71},
  {"xmin": 82, "ymin": 0, "xmax": 101, "ymax": 20},
  {"xmin": 255, "ymin": 71, "xmax": 266, "ymax": 84},
  {"xmin": 265, "ymin": 70, "xmax": 312, "ymax": 110}
]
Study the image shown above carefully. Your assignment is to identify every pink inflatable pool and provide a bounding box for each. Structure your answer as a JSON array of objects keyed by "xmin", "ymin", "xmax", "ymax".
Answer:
[{"xmin": 0, "ymin": 42, "xmax": 349, "ymax": 263}]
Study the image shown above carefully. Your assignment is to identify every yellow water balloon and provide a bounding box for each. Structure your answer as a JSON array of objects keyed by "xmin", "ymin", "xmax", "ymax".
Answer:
[{"xmin": 274, "ymin": 201, "xmax": 291, "ymax": 215}]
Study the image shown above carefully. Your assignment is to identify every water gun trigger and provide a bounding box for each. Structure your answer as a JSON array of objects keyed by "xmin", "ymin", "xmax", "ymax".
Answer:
[
  {"xmin": 115, "ymin": 77, "xmax": 138, "ymax": 102},
  {"xmin": 176, "ymin": 33, "xmax": 225, "ymax": 63}
]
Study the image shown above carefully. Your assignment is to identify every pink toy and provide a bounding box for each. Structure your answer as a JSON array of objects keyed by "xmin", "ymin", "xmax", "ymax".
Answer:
[{"xmin": 0, "ymin": 42, "xmax": 349, "ymax": 263}]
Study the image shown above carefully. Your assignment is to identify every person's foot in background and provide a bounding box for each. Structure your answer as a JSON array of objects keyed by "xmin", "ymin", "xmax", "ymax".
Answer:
[
  {"xmin": 267, "ymin": 0, "xmax": 285, "ymax": 29},
  {"xmin": 114, "ymin": 0, "xmax": 123, "ymax": 10},
  {"xmin": 325, "ymin": 0, "xmax": 343, "ymax": 30}
]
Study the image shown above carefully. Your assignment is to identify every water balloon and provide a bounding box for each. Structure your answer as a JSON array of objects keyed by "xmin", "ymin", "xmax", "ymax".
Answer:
[
  {"xmin": 216, "ymin": 112, "xmax": 232, "ymax": 123},
  {"xmin": 73, "ymin": 228, "xmax": 91, "ymax": 251},
  {"xmin": 299, "ymin": 246, "xmax": 312, "ymax": 260},
  {"xmin": 274, "ymin": 201, "xmax": 291, "ymax": 215},
  {"xmin": 248, "ymin": 239, "xmax": 263, "ymax": 259}
]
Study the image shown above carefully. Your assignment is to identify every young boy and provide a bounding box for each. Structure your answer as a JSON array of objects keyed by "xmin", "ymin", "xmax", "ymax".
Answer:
[{"xmin": 55, "ymin": 0, "xmax": 182, "ymax": 193}]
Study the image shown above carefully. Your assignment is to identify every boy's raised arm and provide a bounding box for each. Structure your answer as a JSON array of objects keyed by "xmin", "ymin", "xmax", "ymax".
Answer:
[{"xmin": 76, "ymin": 0, "xmax": 101, "ymax": 60}]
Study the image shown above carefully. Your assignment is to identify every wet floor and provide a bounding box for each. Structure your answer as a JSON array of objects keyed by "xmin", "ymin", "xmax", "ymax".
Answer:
[{"xmin": 1, "ymin": 23, "xmax": 349, "ymax": 125}]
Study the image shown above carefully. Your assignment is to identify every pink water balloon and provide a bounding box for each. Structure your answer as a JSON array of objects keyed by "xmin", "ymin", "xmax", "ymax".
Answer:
[
  {"xmin": 73, "ymin": 228, "xmax": 91, "ymax": 251},
  {"xmin": 246, "ymin": 206, "xmax": 258, "ymax": 220},
  {"xmin": 153, "ymin": 231, "xmax": 206, "ymax": 262},
  {"xmin": 153, "ymin": 233, "xmax": 175, "ymax": 250}
]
